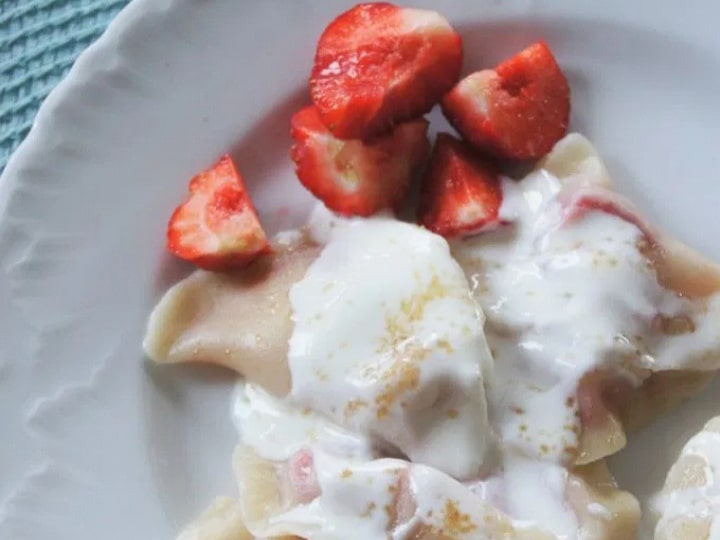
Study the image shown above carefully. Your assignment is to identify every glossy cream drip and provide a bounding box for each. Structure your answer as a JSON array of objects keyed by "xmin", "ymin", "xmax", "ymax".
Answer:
[
  {"xmin": 454, "ymin": 170, "xmax": 717, "ymax": 463},
  {"xmin": 287, "ymin": 216, "xmax": 492, "ymax": 480},
  {"xmin": 269, "ymin": 453, "xmax": 401, "ymax": 540},
  {"xmin": 233, "ymin": 386, "xmax": 508, "ymax": 540},
  {"xmin": 233, "ymin": 382, "xmax": 373, "ymax": 462},
  {"xmin": 263, "ymin": 452, "xmax": 499, "ymax": 540},
  {"xmin": 492, "ymin": 456, "xmax": 578, "ymax": 537},
  {"xmin": 234, "ymin": 359, "xmax": 575, "ymax": 539}
]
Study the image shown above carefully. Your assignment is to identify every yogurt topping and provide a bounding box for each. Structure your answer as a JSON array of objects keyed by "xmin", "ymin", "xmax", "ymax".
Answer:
[
  {"xmin": 485, "ymin": 455, "xmax": 578, "ymax": 537},
  {"xmin": 233, "ymin": 382, "xmax": 373, "ymax": 462},
  {"xmin": 254, "ymin": 450, "xmax": 522, "ymax": 540},
  {"xmin": 228, "ymin": 167, "xmax": 720, "ymax": 539},
  {"xmin": 234, "ymin": 381, "xmax": 577, "ymax": 539},
  {"xmin": 454, "ymin": 170, "xmax": 720, "ymax": 463},
  {"xmin": 267, "ymin": 452, "xmax": 402, "ymax": 540},
  {"xmin": 287, "ymin": 216, "xmax": 492, "ymax": 480}
]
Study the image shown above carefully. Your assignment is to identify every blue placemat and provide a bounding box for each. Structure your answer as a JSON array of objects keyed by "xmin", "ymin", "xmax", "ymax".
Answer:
[{"xmin": 0, "ymin": 0, "xmax": 130, "ymax": 171}]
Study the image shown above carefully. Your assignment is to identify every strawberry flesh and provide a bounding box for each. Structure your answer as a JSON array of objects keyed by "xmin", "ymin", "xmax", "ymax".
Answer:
[
  {"xmin": 442, "ymin": 41, "xmax": 570, "ymax": 160},
  {"xmin": 560, "ymin": 189, "xmax": 653, "ymax": 240},
  {"xmin": 417, "ymin": 133, "xmax": 503, "ymax": 237},
  {"xmin": 284, "ymin": 449, "xmax": 321, "ymax": 505},
  {"xmin": 310, "ymin": 2, "xmax": 462, "ymax": 140},
  {"xmin": 290, "ymin": 105, "xmax": 430, "ymax": 216},
  {"xmin": 167, "ymin": 155, "xmax": 269, "ymax": 270}
]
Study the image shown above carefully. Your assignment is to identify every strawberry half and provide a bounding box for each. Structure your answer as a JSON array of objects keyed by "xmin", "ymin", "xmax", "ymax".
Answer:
[
  {"xmin": 442, "ymin": 41, "xmax": 570, "ymax": 160},
  {"xmin": 310, "ymin": 2, "xmax": 462, "ymax": 140},
  {"xmin": 167, "ymin": 155, "xmax": 269, "ymax": 270},
  {"xmin": 417, "ymin": 133, "xmax": 502, "ymax": 237},
  {"xmin": 290, "ymin": 105, "xmax": 430, "ymax": 216}
]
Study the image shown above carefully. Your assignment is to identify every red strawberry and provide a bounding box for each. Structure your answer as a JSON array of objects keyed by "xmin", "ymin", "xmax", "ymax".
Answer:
[
  {"xmin": 310, "ymin": 2, "xmax": 462, "ymax": 140},
  {"xmin": 417, "ymin": 133, "xmax": 503, "ymax": 237},
  {"xmin": 167, "ymin": 155, "xmax": 269, "ymax": 270},
  {"xmin": 442, "ymin": 41, "xmax": 570, "ymax": 160},
  {"xmin": 290, "ymin": 105, "xmax": 430, "ymax": 216}
]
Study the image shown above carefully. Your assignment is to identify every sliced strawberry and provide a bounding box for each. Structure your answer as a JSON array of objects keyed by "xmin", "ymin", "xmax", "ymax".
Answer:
[
  {"xmin": 167, "ymin": 155, "xmax": 269, "ymax": 270},
  {"xmin": 417, "ymin": 133, "xmax": 503, "ymax": 237},
  {"xmin": 290, "ymin": 105, "xmax": 430, "ymax": 216},
  {"xmin": 442, "ymin": 41, "xmax": 570, "ymax": 160},
  {"xmin": 310, "ymin": 2, "xmax": 462, "ymax": 140}
]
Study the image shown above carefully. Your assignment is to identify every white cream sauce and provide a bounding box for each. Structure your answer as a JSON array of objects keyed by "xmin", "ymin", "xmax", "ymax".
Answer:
[
  {"xmin": 267, "ymin": 452, "xmax": 401, "ymax": 540},
  {"xmin": 233, "ymin": 382, "xmax": 373, "ymax": 462},
  {"xmin": 491, "ymin": 454, "xmax": 577, "ymax": 537},
  {"xmin": 287, "ymin": 215, "xmax": 492, "ymax": 480},
  {"xmin": 233, "ymin": 386, "xmax": 508, "ymax": 540},
  {"xmin": 229, "ymin": 168, "xmax": 720, "ymax": 539},
  {"xmin": 454, "ymin": 170, "xmax": 718, "ymax": 463},
  {"xmin": 265, "ymin": 452, "xmax": 504, "ymax": 540}
]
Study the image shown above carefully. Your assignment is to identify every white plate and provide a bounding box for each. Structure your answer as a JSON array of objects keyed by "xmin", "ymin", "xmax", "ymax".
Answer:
[{"xmin": 2, "ymin": 0, "xmax": 720, "ymax": 538}]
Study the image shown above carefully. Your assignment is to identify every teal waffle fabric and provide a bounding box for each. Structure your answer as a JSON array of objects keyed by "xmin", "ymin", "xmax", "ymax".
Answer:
[{"xmin": 1, "ymin": 0, "xmax": 130, "ymax": 170}]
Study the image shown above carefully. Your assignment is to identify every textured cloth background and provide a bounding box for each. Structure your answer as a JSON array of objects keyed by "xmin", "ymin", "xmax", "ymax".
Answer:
[{"xmin": 1, "ymin": 0, "xmax": 130, "ymax": 170}]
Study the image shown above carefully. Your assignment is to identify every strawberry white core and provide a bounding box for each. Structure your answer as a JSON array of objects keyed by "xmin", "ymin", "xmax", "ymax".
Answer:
[{"xmin": 399, "ymin": 8, "xmax": 453, "ymax": 34}]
